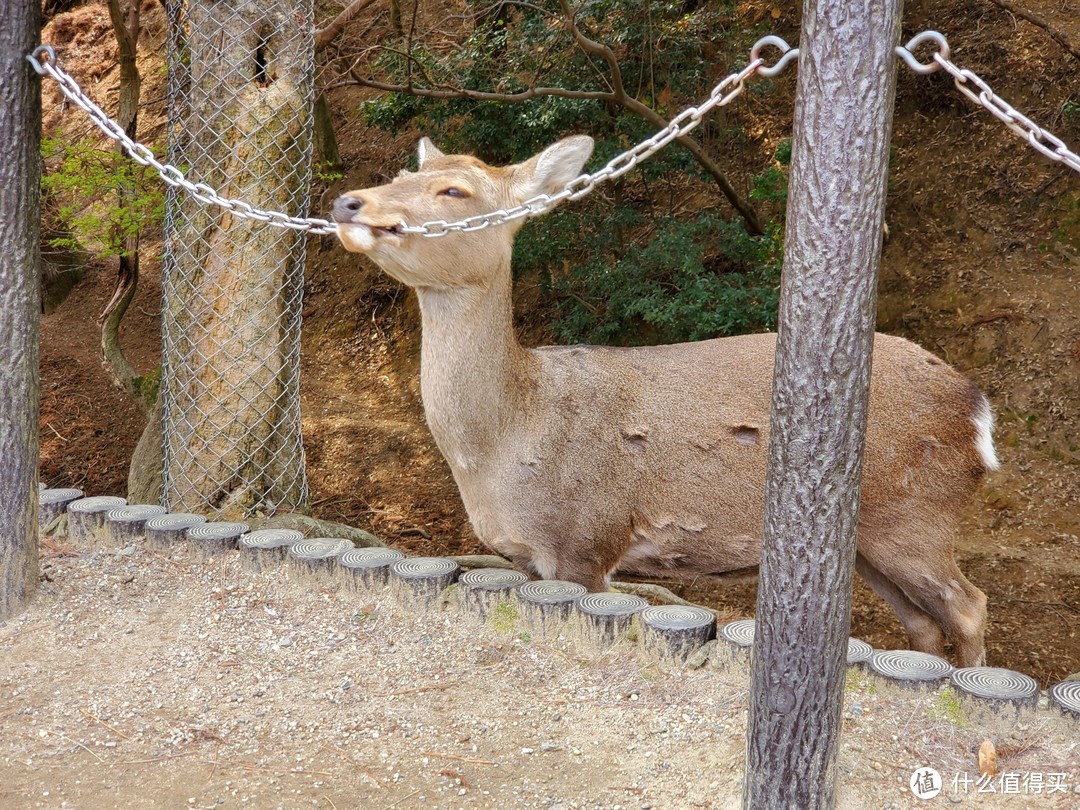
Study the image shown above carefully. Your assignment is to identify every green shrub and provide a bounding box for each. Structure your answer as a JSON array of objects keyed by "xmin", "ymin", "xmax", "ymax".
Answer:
[
  {"xmin": 517, "ymin": 204, "xmax": 782, "ymax": 346},
  {"xmin": 41, "ymin": 136, "xmax": 165, "ymax": 257}
]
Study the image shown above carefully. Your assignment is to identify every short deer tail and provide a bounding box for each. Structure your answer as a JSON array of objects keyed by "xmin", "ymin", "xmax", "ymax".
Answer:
[{"xmin": 972, "ymin": 393, "xmax": 999, "ymax": 472}]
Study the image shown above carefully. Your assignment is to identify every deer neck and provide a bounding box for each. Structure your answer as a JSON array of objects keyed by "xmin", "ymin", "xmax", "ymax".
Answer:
[{"xmin": 414, "ymin": 261, "xmax": 531, "ymax": 471}]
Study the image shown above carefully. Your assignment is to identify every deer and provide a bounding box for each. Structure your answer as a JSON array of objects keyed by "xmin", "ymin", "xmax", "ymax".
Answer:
[{"xmin": 330, "ymin": 135, "xmax": 997, "ymax": 667}]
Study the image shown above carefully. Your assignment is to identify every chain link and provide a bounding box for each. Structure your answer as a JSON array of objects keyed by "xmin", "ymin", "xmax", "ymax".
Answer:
[
  {"xmin": 27, "ymin": 38, "xmax": 798, "ymax": 239},
  {"xmin": 895, "ymin": 31, "xmax": 1080, "ymax": 173},
  {"xmin": 27, "ymin": 44, "xmax": 338, "ymax": 236},
  {"xmin": 28, "ymin": 30, "xmax": 1078, "ymax": 240},
  {"xmin": 397, "ymin": 48, "xmax": 792, "ymax": 236}
]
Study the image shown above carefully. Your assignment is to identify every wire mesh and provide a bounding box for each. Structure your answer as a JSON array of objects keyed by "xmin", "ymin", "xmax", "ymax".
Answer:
[{"xmin": 160, "ymin": 0, "xmax": 314, "ymax": 516}]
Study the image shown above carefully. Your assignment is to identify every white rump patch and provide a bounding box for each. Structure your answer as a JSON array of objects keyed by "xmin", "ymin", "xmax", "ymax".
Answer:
[{"xmin": 972, "ymin": 395, "xmax": 1000, "ymax": 471}]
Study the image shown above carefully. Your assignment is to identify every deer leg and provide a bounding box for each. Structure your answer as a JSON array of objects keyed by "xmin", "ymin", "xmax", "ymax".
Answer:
[
  {"xmin": 855, "ymin": 553, "xmax": 946, "ymax": 656},
  {"xmin": 858, "ymin": 538, "xmax": 987, "ymax": 667}
]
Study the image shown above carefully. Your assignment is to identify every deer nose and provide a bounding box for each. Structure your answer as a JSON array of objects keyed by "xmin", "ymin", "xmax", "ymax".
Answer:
[{"xmin": 331, "ymin": 195, "xmax": 364, "ymax": 223}]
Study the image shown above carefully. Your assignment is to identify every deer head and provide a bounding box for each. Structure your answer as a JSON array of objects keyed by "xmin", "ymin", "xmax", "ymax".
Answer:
[{"xmin": 331, "ymin": 135, "xmax": 594, "ymax": 289}]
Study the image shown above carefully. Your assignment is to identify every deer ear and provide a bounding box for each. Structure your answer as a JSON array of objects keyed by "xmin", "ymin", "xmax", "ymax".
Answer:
[
  {"xmin": 418, "ymin": 137, "xmax": 445, "ymax": 168},
  {"xmin": 512, "ymin": 135, "xmax": 594, "ymax": 205}
]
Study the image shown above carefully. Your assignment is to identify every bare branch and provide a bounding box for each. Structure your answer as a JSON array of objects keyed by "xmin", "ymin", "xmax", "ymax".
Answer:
[
  {"xmin": 340, "ymin": 1, "xmax": 763, "ymax": 233},
  {"xmin": 334, "ymin": 72, "xmax": 614, "ymax": 103},
  {"xmin": 559, "ymin": 0, "xmax": 763, "ymax": 234},
  {"xmin": 559, "ymin": 0, "xmax": 624, "ymax": 98},
  {"xmin": 315, "ymin": 0, "xmax": 381, "ymax": 52}
]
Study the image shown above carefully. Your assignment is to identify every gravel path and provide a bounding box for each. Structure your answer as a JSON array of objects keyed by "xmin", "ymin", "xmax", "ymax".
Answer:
[{"xmin": 2, "ymin": 535, "xmax": 1077, "ymax": 809}]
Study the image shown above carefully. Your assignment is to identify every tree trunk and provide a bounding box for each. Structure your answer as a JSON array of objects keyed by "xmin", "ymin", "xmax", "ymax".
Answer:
[
  {"xmin": 313, "ymin": 91, "xmax": 341, "ymax": 170},
  {"xmin": 743, "ymin": 1, "xmax": 902, "ymax": 807},
  {"xmin": 160, "ymin": 0, "xmax": 313, "ymax": 517},
  {"xmin": 127, "ymin": 396, "xmax": 163, "ymax": 503},
  {"xmin": 101, "ymin": 0, "xmax": 151, "ymax": 416},
  {"xmin": 0, "ymin": 0, "xmax": 42, "ymax": 619}
]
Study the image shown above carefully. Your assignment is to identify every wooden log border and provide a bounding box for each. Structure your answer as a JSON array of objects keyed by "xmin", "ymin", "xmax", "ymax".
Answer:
[
  {"xmin": 145, "ymin": 512, "xmax": 207, "ymax": 550},
  {"xmin": 35, "ymin": 487, "xmax": 1079, "ymax": 721},
  {"xmin": 66, "ymin": 495, "xmax": 127, "ymax": 543}
]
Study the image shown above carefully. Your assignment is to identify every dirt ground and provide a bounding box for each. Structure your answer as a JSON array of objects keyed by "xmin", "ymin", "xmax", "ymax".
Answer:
[{"xmin": 2, "ymin": 529, "xmax": 1079, "ymax": 809}]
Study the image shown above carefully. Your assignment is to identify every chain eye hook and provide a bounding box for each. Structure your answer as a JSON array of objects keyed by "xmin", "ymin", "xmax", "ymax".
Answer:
[
  {"xmin": 752, "ymin": 36, "xmax": 799, "ymax": 78},
  {"xmin": 27, "ymin": 45, "xmax": 57, "ymax": 75},
  {"xmin": 896, "ymin": 30, "xmax": 950, "ymax": 75}
]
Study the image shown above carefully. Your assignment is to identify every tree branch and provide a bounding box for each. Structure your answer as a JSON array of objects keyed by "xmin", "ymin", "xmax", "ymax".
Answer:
[
  {"xmin": 561, "ymin": 0, "xmax": 764, "ymax": 234},
  {"xmin": 335, "ymin": 72, "xmax": 614, "ymax": 103},
  {"xmin": 315, "ymin": 0, "xmax": 381, "ymax": 51},
  {"xmin": 560, "ymin": 0, "xmax": 763, "ymax": 233},
  {"xmin": 344, "ymin": 2, "xmax": 764, "ymax": 233},
  {"xmin": 985, "ymin": 0, "xmax": 1080, "ymax": 62},
  {"xmin": 102, "ymin": 0, "xmax": 150, "ymax": 416}
]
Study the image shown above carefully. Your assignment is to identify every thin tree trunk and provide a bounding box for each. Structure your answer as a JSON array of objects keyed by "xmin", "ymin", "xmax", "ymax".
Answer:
[
  {"xmin": 0, "ymin": 0, "xmax": 42, "ymax": 619},
  {"xmin": 743, "ymin": 1, "xmax": 902, "ymax": 807},
  {"xmin": 102, "ymin": 0, "xmax": 149, "ymax": 415},
  {"xmin": 313, "ymin": 91, "xmax": 341, "ymax": 169}
]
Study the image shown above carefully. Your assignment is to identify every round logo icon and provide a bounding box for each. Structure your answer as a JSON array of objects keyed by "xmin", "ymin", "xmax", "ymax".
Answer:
[{"xmin": 910, "ymin": 767, "xmax": 943, "ymax": 800}]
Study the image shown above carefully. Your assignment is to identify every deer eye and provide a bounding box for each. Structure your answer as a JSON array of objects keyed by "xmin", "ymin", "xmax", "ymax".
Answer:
[{"xmin": 438, "ymin": 187, "xmax": 470, "ymax": 199}]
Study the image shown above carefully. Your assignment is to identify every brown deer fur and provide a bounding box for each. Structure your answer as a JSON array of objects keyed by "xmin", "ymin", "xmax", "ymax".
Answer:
[{"xmin": 331, "ymin": 136, "xmax": 996, "ymax": 666}]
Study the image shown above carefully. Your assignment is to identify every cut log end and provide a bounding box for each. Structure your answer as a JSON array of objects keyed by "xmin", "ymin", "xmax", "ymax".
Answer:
[
  {"xmin": 390, "ymin": 557, "xmax": 460, "ymax": 607},
  {"xmin": 287, "ymin": 538, "xmax": 352, "ymax": 585},
  {"xmin": 184, "ymin": 521, "xmax": 250, "ymax": 560},
  {"xmin": 575, "ymin": 592, "xmax": 649, "ymax": 650},
  {"xmin": 238, "ymin": 528, "xmax": 304, "ymax": 572},
  {"xmin": 516, "ymin": 580, "xmax": 588, "ymax": 639},
  {"xmin": 868, "ymin": 650, "xmax": 954, "ymax": 689},
  {"xmin": 1047, "ymin": 680, "xmax": 1080, "ymax": 718},
  {"xmin": 38, "ymin": 488, "xmax": 84, "ymax": 530},
  {"xmin": 640, "ymin": 605, "xmax": 717, "ymax": 663},
  {"xmin": 950, "ymin": 667, "xmax": 1040, "ymax": 715},
  {"xmin": 104, "ymin": 505, "xmax": 168, "ymax": 546},
  {"xmin": 336, "ymin": 547, "xmax": 406, "ymax": 592},
  {"xmin": 66, "ymin": 496, "xmax": 128, "ymax": 543},
  {"xmin": 145, "ymin": 513, "xmax": 208, "ymax": 550},
  {"xmin": 847, "ymin": 638, "xmax": 875, "ymax": 667},
  {"xmin": 459, "ymin": 568, "xmax": 528, "ymax": 624},
  {"xmin": 715, "ymin": 619, "xmax": 756, "ymax": 670}
]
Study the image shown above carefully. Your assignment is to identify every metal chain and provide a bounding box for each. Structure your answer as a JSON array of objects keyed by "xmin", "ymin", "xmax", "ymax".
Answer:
[
  {"xmin": 895, "ymin": 31, "xmax": 1080, "ymax": 173},
  {"xmin": 26, "ymin": 44, "xmax": 339, "ymax": 236},
  {"xmin": 26, "ymin": 37, "xmax": 798, "ymax": 239},
  {"xmin": 396, "ymin": 36, "xmax": 798, "ymax": 236},
  {"xmin": 28, "ymin": 31, "xmax": 1078, "ymax": 239}
]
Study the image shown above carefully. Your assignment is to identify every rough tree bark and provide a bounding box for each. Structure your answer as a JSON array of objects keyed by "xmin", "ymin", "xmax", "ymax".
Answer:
[
  {"xmin": 0, "ymin": 0, "xmax": 42, "ymax": 619},
  {"xmin": 743, "ymin": 1, "xmax": 902, "ymax": 807},
  {"xmin": 160, "ymin": 0, "xmax": 313, "ymax": 516}
]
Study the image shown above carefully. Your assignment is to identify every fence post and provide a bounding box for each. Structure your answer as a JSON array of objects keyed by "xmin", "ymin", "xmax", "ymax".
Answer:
[
  {"xmin": 743, "ymin": 1, "xmax": 902, "ymax": 807},
  {"xmin": 0, "ymin": 0, "xmax": 42, "ymax": 620}
]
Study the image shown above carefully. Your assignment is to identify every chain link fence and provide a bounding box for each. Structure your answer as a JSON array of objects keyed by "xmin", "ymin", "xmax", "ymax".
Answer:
[{"xmin": 159, "ymin": 0, "xmax": 315, "ymax": 516}]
